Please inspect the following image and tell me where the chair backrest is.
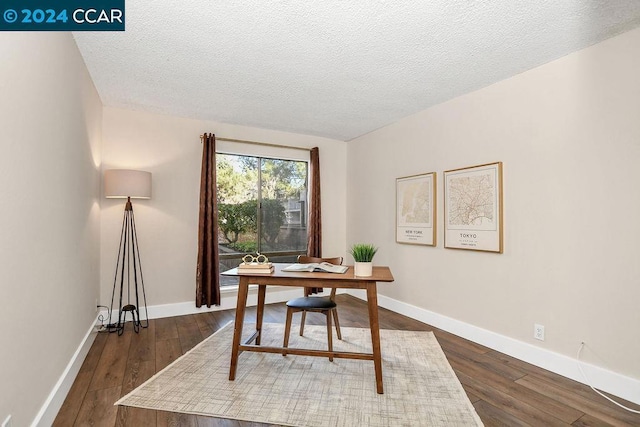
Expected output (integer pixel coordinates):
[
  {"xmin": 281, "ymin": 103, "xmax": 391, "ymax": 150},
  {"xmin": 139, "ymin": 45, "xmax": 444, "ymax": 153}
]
[{"xmin": 298, "ymin": 255, "xmax": 343, "ymax": 298}]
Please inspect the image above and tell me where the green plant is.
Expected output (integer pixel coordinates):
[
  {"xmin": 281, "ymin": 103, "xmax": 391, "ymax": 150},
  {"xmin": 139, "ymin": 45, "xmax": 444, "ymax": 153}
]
[
  {"xmin": 228, "ymin": 241, "xmax": 258, "ymax": 253},
  {"xmin": 218, "ymin": 198, "xmax": 287, "ymax": 246},
  {"xmin": 349, "ymin": 243, "xmax": 378, "ymax": 262},
  {"xmin": 218, "ymin": 200, "xmax": 257, "ymax": 243}
]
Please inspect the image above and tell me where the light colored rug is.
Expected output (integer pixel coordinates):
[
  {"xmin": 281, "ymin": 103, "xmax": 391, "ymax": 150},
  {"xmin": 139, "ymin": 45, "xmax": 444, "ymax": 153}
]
[{"xmin": 117, "ymin": 322, "xmax": 483, "ymax": 426}]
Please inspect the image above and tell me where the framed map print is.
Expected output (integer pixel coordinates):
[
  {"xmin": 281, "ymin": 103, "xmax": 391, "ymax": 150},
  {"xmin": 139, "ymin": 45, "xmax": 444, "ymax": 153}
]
[
  {"xmin": 444, "ymin": 162, "xmax": 503, "ymax": 253},
  {"xmin": 396, "ymin": 172, "xmax": 436, "ymax": 246}
]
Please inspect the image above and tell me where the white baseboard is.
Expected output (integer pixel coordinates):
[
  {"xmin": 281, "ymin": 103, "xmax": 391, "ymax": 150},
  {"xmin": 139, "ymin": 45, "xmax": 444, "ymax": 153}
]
[
  {"xmin": 344, "ymin": 289, "xmax": 640, "ymax": 405},
  {"xmin": 32, "ymin": 315, "xmax": 99, "ymax": 427}
]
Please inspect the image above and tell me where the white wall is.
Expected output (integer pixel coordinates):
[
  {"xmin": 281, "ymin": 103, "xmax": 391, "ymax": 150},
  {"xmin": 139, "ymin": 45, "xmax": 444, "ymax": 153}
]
[
  {"xmin": 100, "ymin": 107, "xmax": 346, "ymax": 309},
  {"xmin": 0, "ymin": 34, "xmax": 102, "ymax": 426},
  {"xmin": 347, "ymin": 27, "xmax": 640, "ymax": 382}
]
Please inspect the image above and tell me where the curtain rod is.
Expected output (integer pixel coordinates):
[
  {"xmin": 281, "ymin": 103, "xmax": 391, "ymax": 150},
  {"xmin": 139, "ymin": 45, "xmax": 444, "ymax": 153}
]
[{"xmin": 200, "ymin": 135, "xmax": 311, "ymax": 152}]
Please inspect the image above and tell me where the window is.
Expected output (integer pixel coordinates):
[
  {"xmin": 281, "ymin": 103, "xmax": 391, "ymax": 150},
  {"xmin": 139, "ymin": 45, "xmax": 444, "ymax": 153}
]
[{"xmin": 217, "ymin": 153, "xmax": 308, "ymax": 286}]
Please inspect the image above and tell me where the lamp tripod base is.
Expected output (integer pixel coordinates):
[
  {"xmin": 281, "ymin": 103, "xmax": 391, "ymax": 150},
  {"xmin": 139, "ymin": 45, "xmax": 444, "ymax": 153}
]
[
  {"xmin": 108, "ymin": 304, "xmax": 149, "ymax": 336},
  {"xmin": 108, "ymin": 197, "xmax": 149, "ymax": 336}
]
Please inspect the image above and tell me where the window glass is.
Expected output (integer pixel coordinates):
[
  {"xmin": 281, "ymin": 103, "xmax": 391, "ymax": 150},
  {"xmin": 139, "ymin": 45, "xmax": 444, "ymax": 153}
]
[{"xmin": 217, "ymin": 153, "xmax": 308, "ymax": 286}]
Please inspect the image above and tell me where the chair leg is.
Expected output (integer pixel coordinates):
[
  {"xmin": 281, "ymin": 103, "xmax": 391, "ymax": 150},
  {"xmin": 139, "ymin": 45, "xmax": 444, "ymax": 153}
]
[
  {"xmin": 283, "ymin": 307, "xmax": 293, "ymax": 356},
  {"xmin": 332, "ymin": 309, "xmax": 342, "ymax": 340},
  {"xmin": 326, "ymin": 310, "xmax": 333, "ymax": 362},
  {"xmin": 299, "ymin": 310, "xmax": 307, "ymax": 336}
]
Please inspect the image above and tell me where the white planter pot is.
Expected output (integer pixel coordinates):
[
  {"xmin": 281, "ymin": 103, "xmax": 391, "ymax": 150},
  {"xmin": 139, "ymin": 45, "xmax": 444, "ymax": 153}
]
[{"xmin": 354, "ymin": 262, "xmax": 373, "ymax": 277}]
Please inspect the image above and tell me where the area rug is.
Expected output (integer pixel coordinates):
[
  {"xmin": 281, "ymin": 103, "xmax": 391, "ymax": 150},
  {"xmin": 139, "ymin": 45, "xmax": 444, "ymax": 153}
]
[{"xmin": 116, "ymin": 322, "xmax": 483, "ymax": 426}]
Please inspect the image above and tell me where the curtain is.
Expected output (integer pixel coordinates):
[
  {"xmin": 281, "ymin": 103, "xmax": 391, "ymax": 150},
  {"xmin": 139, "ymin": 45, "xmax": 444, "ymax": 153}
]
[
  {"xmin": 306, "ymin": 147, "xmax": 323, "ymax": 295},
  {"xmin": 196, "ymin": 133, "xmax": 221, "ymax": 307}
]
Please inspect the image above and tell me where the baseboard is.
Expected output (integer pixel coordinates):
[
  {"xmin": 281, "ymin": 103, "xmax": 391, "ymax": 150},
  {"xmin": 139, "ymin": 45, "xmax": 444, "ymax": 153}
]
[
  {"xmin": 345, "ymin": 290, "xmax": 640, "ymax": 405},
  {"xmin": 32, "ymin": 314, "xmax": 99, "ymax": 427}
]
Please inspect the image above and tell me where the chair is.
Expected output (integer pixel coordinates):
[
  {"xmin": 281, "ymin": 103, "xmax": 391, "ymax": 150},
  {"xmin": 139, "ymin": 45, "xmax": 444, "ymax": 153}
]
[{"xmin": 283, "ymin": 255, "xmax": 343, "ymax": 361}]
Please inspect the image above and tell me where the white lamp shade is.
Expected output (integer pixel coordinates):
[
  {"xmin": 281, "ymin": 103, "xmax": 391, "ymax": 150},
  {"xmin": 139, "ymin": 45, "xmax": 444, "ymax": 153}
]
[{"xmin": 104, "ymin": 169, "xmax": 152, "ymax": 199}]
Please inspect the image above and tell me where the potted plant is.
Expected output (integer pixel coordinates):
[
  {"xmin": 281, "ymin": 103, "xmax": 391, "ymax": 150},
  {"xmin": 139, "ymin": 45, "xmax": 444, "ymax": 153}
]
[{"xmin": 349, "ymin": 243, "xmax": 378, "ymax": 277}]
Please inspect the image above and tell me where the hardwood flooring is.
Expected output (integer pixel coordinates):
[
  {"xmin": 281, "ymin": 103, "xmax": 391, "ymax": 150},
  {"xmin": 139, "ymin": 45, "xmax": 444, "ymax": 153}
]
[{"xmin": 54, "ymin": 295, "xmax": 640, "ymax": 426}]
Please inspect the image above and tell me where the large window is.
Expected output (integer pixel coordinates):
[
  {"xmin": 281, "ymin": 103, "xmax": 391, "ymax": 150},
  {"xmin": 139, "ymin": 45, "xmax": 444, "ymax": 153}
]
[{"xmin": 217, "ymin": 153, "xmax": 308, "ymax": 286}]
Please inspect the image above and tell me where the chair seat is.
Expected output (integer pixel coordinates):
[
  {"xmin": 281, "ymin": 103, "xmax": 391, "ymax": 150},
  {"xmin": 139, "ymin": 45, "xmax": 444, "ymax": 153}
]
[{"xmin": 286, "ymin": 296, "xmax": 336, "ymax": 309}]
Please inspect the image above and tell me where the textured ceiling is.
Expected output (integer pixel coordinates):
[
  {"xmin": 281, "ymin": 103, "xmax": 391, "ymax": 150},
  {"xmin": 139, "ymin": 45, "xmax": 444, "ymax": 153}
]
[{"xmin": 73, "ymin": 1, "xmax": 640, "ymax": 141}]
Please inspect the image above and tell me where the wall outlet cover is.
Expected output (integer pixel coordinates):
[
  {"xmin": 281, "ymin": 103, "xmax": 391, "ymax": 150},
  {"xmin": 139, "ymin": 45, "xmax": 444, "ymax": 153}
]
[{"xmin": 534, "ymin": 323, "xmax": 545, "ymax": 341}]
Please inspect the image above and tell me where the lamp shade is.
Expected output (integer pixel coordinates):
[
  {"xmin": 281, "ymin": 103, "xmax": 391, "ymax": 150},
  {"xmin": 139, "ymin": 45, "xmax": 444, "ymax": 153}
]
[{"xmin": 104, "ymin": 169, "xmax": 152, "ymax": 199}]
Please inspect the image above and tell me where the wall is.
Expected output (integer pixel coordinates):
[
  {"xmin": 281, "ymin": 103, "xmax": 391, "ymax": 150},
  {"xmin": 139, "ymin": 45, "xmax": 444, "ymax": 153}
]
[
  {"xmin": 100, "ymin": 107, "xmax": 346, "ymax": 310},
  {"xmin": 0, "ymin": 34, "xmax": 102, "ymax": 425},
  {"xmin": 347, "ymin": 27, "xmax": 640, "ymax": 385}
]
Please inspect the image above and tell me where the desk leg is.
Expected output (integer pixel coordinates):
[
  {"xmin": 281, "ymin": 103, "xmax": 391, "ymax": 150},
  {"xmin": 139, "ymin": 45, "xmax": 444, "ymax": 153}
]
[
  {"xmin": 229, "ymin": 278, "xmax": 249, "ymax": 381},
  {"xmin": 256, "ymin": 284, "xmax": 266, "ymax": 345},
  {"xmin": 367, "ymin": 282, "xmax": 384, "ymax": 394}
]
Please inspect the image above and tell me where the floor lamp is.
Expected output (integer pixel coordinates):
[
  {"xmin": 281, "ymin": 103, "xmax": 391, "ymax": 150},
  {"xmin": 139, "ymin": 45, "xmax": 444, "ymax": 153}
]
[{"xmin": 104, "ymin": 169, "xmax": 152, "ymax": 335}]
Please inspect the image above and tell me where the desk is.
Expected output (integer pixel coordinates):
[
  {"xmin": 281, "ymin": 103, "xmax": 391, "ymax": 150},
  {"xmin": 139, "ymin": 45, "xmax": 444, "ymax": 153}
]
[{"xmin": 222, "ymin": 263, "xmax": 394, "ymax": 394}]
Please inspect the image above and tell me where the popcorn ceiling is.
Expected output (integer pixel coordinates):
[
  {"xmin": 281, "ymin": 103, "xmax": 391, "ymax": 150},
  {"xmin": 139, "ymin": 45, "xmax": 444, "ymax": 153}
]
[{"xmin": 74, "ymin": 1, "xmax": 640, "ymax": 141}]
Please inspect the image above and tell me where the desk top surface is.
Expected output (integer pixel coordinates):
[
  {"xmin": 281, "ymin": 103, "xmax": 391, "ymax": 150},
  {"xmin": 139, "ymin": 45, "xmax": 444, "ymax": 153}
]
[{"xmin": 222, "ymin": 263, "xmax": 394, "ymax": 283}]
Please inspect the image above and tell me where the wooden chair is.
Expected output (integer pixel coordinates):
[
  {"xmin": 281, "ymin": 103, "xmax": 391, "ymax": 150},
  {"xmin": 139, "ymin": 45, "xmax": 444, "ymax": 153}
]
[{"xmin": 283, "ymin": 255, "xmax": 343, "ymax": 361}]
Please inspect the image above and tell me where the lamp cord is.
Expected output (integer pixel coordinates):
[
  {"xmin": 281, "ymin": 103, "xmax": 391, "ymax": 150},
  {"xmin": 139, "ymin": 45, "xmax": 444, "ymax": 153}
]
[
  {"xmin": 576, "ymin": 342, "xmax": 640, "ymax": 414},
  {"xmin": 96, "ymin": 305, "xmax": 113, "ymax": 331}
]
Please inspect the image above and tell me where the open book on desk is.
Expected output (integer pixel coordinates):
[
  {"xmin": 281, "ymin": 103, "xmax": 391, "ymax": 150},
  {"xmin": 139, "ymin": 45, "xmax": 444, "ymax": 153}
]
[{"xmin": 282, "ymin": 262, "xmax": 348, "ymax": 274}]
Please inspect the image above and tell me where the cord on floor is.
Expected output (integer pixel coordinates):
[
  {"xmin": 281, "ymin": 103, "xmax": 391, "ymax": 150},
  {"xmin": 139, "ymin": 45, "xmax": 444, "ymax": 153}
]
[{"xmin": 577, "ymin": 342, "xmax": 640, "ymax": 414}]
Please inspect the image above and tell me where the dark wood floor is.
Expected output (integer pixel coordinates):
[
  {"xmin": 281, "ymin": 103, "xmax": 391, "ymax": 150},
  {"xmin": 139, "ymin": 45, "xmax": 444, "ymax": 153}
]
[{"xmin": 54, "ymin": 295, "xmax": 640, "ymax": 426}]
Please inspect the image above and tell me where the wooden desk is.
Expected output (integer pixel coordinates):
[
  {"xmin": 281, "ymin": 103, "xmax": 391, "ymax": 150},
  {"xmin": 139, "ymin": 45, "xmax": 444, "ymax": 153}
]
[{"xmin": 222, "ymin": 263, "xmax": 394, "ymax": 394}]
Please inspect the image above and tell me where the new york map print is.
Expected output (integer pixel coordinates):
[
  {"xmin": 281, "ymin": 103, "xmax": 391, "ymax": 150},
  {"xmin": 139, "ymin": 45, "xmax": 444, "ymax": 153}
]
[
  {"xmin": 398, "ymin": 178, "xmax": 431, "ymax": 225},
  {"xmin": 396, "ymin": 172, "xmax": 436, "ymax": 246}
]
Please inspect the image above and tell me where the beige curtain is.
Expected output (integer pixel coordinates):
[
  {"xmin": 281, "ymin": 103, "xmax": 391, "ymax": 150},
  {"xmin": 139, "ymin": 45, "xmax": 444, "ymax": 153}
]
[
  {"xmin": 306, "ymin": 147, "xmax": 323, "ymax": 294},
  {"xmin": 196, "ymin": 133, "xmax": 221, "ymax": 307}
]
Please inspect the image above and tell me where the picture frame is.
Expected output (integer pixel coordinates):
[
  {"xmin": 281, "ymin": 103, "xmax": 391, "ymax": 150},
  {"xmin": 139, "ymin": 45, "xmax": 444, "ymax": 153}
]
[
  {"xmin": 444, "ymin": 162, "xmax": 503, "ymax": 253},
  {"xmin": 396, "ymin": 172, "xmax": 436, "ymax": 246}
]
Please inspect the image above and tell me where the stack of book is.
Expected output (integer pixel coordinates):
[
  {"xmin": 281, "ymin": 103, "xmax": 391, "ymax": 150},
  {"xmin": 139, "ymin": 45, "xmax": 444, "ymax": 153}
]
[{"xmin": 237, "ymin": 262, "xmax": 274, "ymax": 274}]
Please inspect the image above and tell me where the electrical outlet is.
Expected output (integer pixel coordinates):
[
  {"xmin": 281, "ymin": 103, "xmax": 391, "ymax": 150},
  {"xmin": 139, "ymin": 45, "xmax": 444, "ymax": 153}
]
[
  {"xmin": 534, "ymin": 324, "xmax": 545, "ymax": 341},
  {"xmin": 2, "ymin": 415, "xmax": 12, "ymax": 427}
]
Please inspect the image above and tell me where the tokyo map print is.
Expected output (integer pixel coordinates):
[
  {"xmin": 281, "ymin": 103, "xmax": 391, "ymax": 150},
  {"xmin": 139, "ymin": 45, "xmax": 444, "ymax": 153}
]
[{"xmin": 447, "ymin": 173, "xmax": 495, "ymax": 229}]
